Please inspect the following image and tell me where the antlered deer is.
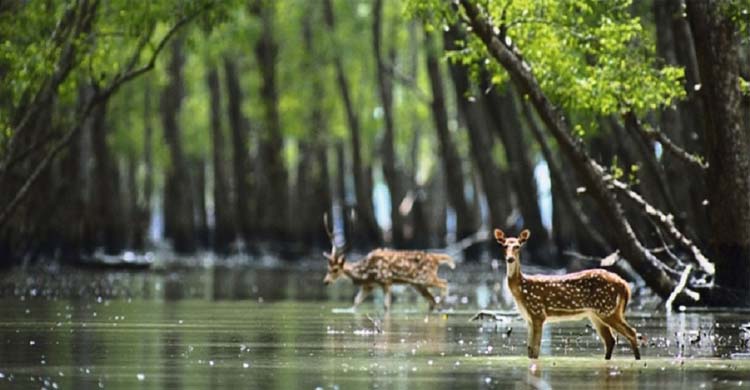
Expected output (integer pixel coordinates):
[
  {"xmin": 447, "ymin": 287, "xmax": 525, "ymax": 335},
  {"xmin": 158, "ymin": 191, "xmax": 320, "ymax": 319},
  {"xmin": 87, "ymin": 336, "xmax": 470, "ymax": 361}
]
[
  {"xmin": 322, "ymin": 216, "xmax": 454, "ymax": 311},
  {"xmin": 495, "ymin": 228, "xmax": 640, "ymax": 360}
]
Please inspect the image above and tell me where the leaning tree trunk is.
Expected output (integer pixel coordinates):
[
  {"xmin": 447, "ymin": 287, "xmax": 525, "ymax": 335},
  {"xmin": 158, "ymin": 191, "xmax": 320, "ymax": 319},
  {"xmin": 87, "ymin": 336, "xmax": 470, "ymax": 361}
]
[
  {"xmin": 207, "ymin": 66, "xmax": 234, "ymax": 254},
  {"xmin": 687, "ymin": 1, "xmax": 750, "ymax": 305},
  {"xmin": 253, "ymin": 0, "xmax": 289, "ymax": 242},
  {"xmin": 323, "ymin": 0, "xmax": 381, "ymax": 247},
  {"xmin": 160, "ymin": 38, "xmax": 195, "ymax": 254},
  {"xmin": 373, "ymin": 0, "xmax": 404, "ymax": 247},
  {"xmin": 424, "ymin": 30, "xmax": 478, "ymax": 246},
  {"xmin": 458, "ymin": 0, "xmax": 693, "ymax": 302},
  {"xmin": 224, "ymin": 57, "xmax": 254, "ymax": 246}
]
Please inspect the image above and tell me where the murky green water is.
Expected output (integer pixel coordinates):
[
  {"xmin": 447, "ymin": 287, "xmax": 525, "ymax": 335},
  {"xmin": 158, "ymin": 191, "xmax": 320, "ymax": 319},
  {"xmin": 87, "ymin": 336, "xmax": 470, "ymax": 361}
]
[{"xmin": 1, "ymin": 263, "xmax": 750, "ymax": 389}]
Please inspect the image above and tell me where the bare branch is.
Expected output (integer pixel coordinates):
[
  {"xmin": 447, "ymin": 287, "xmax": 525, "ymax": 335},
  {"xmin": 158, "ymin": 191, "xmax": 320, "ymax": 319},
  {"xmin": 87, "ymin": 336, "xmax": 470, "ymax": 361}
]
[
  {"xmin": 665, "ymin": 265, "xmax": 698, "ymax": 311},
  {"xmin": 624, "ymin": 111, "xmax": 708, "ymax": 170},
  {"xmin": 97, "ymin": 5, "xmax": 209, "ymax": 102},
  {"xmin": 609, "ymin": 178, "xmax": 715, "ymax": 275}
]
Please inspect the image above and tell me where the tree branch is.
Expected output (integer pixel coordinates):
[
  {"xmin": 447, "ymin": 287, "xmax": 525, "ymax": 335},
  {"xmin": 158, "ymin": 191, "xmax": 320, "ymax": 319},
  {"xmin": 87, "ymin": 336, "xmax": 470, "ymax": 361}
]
[
  {"xmin": 382, "ymin": 63, "xmax": 430, "ymax": 103},
  {"xmin": 608, "ymin": 178, "xmax": 715, "ymax": 275},
  {"xmin": 0, "ymin": 6, "xmax": 210, "ymax": 228},
  {"xmin": 457, "ymin": 0, "xmax": 698, "ymax": 302},
  {"xmin": 623, "ymin": 111, "xmax": 708, "ymax": 170},
  {"xmin": 665, "ymin": 265, "xmax": 697, "ymax": 311}
]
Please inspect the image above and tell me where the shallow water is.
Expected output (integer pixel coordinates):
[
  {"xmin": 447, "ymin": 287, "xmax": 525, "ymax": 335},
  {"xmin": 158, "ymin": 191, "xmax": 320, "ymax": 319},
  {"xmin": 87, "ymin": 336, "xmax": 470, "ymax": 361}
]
[{"xmin": 1, "ymin": 263, "xmax": 750, "ymax": 389}]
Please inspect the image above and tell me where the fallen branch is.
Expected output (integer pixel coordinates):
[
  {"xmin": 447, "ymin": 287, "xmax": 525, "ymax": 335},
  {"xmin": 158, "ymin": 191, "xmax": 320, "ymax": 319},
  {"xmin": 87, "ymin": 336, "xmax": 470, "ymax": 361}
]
[{"xmin": 609, "ymin": 179, "xmax": 715, "ymax": 276}]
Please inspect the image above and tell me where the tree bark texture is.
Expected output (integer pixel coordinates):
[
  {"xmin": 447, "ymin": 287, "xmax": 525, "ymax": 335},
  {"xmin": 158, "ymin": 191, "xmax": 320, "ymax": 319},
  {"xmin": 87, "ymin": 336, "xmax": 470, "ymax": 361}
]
[
  {"xmin": 688, "ymin": 0, "xmax": 750, "ymax": 304},
  {"xmin": 160, "ymin": 38, "xmax": 195, "ymax": 254},
  {"xmin": 207, "ymin": 66, "xmax": 235, "ymax": 253},
  {"xmin": 323, "ymin": 0, "xmax": 381, "ymax": 247},
  {"xmin": 458, "ymin": 0, "xmax": 692, "ymax": 302},
  {"xmin": 424, "ymin": 30, "xmax": 478, "ymax": 244},
  {"xmin": 373, "ymin": 0, "xmax": 404, "ymax": 247},
  {"xmin": 224, "ymin": 57, "xmax": 254, "ymax": 245},
  {"xmin": 253, "ymin": 0, "xmax": 289, "ymax": 241}
]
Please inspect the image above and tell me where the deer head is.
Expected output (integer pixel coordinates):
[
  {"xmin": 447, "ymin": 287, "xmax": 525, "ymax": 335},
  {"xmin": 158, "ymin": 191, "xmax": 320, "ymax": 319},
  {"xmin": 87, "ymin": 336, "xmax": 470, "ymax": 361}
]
[
  {"xmin": 494, "ymin": 228, "xmax": 530, "ymax": 264},
  {"xmin": 323, "ymin": 213, "xmax": 347, "ymax": 285}
]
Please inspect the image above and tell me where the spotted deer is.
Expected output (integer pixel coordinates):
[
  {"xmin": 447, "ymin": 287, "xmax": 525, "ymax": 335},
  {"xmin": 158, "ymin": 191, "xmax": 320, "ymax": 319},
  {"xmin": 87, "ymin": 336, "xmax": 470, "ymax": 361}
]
[
  {"xmin": 322, "ymin": 216, "xmax": 455, "ymax": 311},
  {"xmin": 495, "ymin": 228, "xmax": 640, "ymax": 360}
]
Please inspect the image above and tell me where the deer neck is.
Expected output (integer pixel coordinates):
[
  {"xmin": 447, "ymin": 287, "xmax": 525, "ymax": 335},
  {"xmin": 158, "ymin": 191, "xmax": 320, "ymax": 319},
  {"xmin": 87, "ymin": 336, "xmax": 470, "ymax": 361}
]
[
  {"xmin": 343, "ymin": 260, "xmax": 366, "ymax": 283},
  {"xmin": 506, "ymin": 258, "xmax": 524, "ymax": 289}
]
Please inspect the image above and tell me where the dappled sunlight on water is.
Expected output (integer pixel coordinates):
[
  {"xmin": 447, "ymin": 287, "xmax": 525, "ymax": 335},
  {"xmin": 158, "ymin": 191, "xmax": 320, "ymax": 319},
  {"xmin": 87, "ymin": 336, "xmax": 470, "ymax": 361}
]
[{"xmin": 1, "ymin": 264, "xmax": 749, "ymax": 389}]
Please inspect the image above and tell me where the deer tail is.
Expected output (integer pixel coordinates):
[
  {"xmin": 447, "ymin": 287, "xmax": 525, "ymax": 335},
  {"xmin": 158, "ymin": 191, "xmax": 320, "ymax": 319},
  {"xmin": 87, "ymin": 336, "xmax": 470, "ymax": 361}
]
[
  {"xmin": 618, "ymin": 283, "xmax": 631, "ymax": 314},
  {"xmin": 436, "ymin": 254, "xmax": 455, "ymax": 269}
]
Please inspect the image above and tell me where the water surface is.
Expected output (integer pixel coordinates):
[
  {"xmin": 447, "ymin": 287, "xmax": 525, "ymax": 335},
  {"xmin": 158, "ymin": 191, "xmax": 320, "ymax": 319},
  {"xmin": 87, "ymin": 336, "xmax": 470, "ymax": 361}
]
[{"xmin": 1, "ymin": 264, "xmax": 749, "ymax": 389}]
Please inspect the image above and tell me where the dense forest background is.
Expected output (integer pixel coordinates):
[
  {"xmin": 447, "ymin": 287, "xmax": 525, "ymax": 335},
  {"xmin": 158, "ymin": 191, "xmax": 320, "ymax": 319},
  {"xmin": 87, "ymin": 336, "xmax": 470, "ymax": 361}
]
[{"xmin": 1, "ymin": 0, "xmax": 749, "ymax": 306}]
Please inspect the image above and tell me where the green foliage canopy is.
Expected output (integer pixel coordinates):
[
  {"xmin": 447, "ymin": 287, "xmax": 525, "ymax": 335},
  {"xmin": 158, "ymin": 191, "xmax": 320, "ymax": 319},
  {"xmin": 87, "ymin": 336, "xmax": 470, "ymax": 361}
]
[{"xmin": 407, "ymin": 0, "xmax": 686, "ymax": 121}]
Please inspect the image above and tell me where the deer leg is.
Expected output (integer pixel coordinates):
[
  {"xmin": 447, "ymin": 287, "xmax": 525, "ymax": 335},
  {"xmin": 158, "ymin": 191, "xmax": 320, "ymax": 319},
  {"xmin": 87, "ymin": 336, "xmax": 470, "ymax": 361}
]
[
  {"xmin": 382, "ymin": 284, "xmax": 392, "ymax": 312},
  {"xmin": 352, "ymin": 285, "xmax": 372, "ymax": 309},
  {"xmin": 527, "ymin": 320, "xmax": 543, "ymax": 359},
  {"xmin": 414, "ymin": 285, "xmax": 437, "ymax": 310},
  {"xmin": 606, "ymin": 316, "xmax": 641, "ymax": 360},
  {"xmin": 590, "ymin": 316, "xmax": 616, "ymax": 360}
]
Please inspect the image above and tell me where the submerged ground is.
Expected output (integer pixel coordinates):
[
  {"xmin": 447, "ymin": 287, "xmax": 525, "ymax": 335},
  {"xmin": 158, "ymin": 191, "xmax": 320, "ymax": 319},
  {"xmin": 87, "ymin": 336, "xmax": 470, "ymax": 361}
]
[{"xmin": 1, "ymin": 260, "xmax": 749, "ymax": 389}]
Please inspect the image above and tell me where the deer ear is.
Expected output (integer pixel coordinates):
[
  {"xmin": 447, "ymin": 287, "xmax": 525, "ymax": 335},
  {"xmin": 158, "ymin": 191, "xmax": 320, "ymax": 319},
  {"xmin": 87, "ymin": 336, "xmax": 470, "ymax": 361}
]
[
  {"xmin": 519, "ymin": 229, "xmax": 531, "ymax": 243},
  {"xmin": 494, "ymin": 229, "xmax": 506, "ymax": 244}
]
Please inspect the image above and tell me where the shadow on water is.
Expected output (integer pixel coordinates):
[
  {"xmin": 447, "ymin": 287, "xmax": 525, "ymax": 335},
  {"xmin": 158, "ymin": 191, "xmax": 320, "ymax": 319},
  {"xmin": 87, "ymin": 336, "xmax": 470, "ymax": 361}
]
[{"xmin": 1, "ymin": 262, "xmax": 749, "ymax": 389}]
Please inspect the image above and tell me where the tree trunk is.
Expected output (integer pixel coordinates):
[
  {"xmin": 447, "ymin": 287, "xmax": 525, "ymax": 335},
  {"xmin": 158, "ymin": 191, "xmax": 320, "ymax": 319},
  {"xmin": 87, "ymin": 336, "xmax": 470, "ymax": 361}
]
[
  {"xmin": 653, "ymin": 0, "xmax": 702, "ymax": 237},
  {"xmin": 124, "ymin": 155, "xmax": 143, "ymax": 250},
  {"xmin": 57, "ymin": 86, "xmax": 90, "ymax": 260},
  {"xmin": 192, "ymin": 158, "xmax": 209, "ymax": 248},
  {"xmin": 140, "ymin": 81, "xmax": 154, "ymax": 250},
  {"xmin": 253, "ymin": 0, "xmax": 289, "ymax": 242},
  {"xmin": 444, "ymin": 28, "xmax": 511, "ymax": 234},
  {"xmin": 458, "ymin": 0, "xmax": 692, "ymax": 302},
  {"xmin": 484, "ymin": 86, "xmax": 549, "ymax": 254},
  {"xmin": 89, "ymin": 100, "xmax": 125, "ymax": 254},
  {"xmin": 424, "ymin": 29, "xmax": 477, "ymax": 245},
  {"xmin": 518, "ymin": 95, "xmax": 610, "ymax": 255},
  {"xmin": 688, "ymin": 1, "xmax": 750, "ymax": 305},
  {"xmin": 160, "ymin": 38, "xmax": 195, "ymax": 254},
  {"xmin": 335, "ymin": 141, "xmax": 351, "ymax": 246},
  {"xmin": 301, "ymin": 8, "xmax": 332, "ymax": 249},
  {"xmin": 373, "ymin": 0, "xmax": 404, "ymax": 247},
  {"xmin": 322, "ymin": 0, "xmax": 381, "ymax": 247},
  {"xmin": 207, "ymin": 66, "xmax": 234, "ymax": 253},
  {"xmin": 224, "ymin": 57, "xmax": 254, "ymax": 246}
]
